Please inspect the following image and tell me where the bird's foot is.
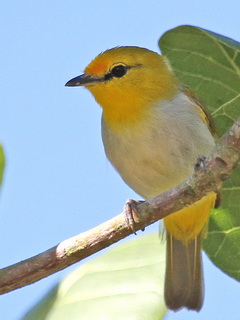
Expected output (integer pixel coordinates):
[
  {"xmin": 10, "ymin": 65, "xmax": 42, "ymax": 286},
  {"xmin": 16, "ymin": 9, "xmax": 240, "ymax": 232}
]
[
  {"xmin": 123, "ymin": 199, "xmax": 144, "ymax": 233},
  {"xmin": 194, "ymin": 155, "xmax": 207, "ymax": 171}
]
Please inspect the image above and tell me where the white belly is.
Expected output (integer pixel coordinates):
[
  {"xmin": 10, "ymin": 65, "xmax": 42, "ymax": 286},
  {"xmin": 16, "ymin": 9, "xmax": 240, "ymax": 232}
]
[{"xmin": 101, "ymin": 92, "xmax": 215, "ymax": 199}]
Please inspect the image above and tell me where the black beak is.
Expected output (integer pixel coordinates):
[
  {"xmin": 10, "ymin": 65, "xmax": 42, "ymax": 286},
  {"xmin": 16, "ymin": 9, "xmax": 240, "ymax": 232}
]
[{"xmin": 65, "ymin": 73, "xmax": 103, "ymax": 87}]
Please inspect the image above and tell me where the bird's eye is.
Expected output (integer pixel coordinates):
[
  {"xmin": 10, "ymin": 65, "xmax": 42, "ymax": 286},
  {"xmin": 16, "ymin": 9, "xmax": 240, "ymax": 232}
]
[{"xmin": 111, "ymin": 65, "xmax": 127, "ymax": 78}]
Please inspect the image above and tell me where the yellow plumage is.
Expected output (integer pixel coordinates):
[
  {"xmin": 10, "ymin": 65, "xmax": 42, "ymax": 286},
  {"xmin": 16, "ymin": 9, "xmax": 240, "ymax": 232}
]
[
  {"xmin": 85, "ymin": 47, "xmax": 178, "ymax": 130},
  {"xmin": 66, "ymin": 46, "xmax": 217, "ymax": 311},
  {"xmin": 164, "ymin": 193, "xmax": 216, "ymax": 243}
]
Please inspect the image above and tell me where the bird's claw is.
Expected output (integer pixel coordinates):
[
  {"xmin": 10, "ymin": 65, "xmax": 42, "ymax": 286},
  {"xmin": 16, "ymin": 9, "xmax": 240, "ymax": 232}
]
[
  {"xmin": 194, "ymin": 155, "xmax": 207, "ymax": 171},
  {"xmin": 123, "ymin": 199, "xmax": 144, "ymax": 233}
]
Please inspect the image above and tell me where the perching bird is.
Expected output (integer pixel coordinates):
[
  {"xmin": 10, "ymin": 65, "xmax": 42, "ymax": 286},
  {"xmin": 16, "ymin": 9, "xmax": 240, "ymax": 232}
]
[{"xmin": 66, "ymin": 46, "xmax": 217, "ymax": 311}]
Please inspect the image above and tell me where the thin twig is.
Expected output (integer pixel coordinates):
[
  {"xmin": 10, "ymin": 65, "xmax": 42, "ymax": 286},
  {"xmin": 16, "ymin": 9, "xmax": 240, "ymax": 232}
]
[{"xmin": 0, "ymin": 118, "xmax": 240, "ymax": 295}]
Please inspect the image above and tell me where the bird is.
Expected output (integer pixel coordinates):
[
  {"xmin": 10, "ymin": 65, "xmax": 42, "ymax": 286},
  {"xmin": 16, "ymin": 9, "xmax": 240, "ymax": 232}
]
[{"xmin": 65, "ymin": 46, "xmax": 217, "ymax": 311}]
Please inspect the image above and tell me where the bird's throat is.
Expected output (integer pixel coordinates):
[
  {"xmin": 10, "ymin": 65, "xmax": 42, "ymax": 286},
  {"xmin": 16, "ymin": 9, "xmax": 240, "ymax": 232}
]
[
  {"xmin": 89, "ymin": 85, "xmax": 150, "ymax": 131},
  {"xmin": 88, "ymin": 80, "xmax": 178, "ymax": 132}
]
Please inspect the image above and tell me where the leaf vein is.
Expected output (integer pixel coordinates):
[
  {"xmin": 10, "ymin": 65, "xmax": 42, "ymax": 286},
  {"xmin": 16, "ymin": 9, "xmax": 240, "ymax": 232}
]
[
  {"xmin": 212, "ymin": 39, "xmax": 240, "ymax": 76},
  {"xmin": 212, "ymin": 236, "xmax": 226, "ymax": 258},
  {"xmin": 174, "ymin": 69, "xmax": 239, "ymax": 94},
  {"xmin": 211, "ymin": 93, "xmax": 240, "ymax": 116},
  {"xmin": 163, "ymin": 46, "xmax": 239, "ymax": 75},
  {"xmin": 222, "ymin": 186, "xmax": 240, "ymax": 191}
]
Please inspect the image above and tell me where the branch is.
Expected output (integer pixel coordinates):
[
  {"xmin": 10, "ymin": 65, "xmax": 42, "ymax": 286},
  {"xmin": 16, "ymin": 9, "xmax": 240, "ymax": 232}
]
[{"xmin": 1, "ymin": 118, "xmax": 240, "ymax": 295}]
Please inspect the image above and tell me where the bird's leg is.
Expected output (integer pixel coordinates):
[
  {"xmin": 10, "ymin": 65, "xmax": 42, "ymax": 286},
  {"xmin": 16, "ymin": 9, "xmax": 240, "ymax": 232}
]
[{"xmin": 123, "ymin": 199, "xmax": 145, "ymax": 233}]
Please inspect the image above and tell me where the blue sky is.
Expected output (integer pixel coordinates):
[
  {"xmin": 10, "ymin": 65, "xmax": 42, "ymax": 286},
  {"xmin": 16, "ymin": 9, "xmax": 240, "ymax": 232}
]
[{"xmin": 1, "ymin": 1, "xmax": 240, "ymax": 319}]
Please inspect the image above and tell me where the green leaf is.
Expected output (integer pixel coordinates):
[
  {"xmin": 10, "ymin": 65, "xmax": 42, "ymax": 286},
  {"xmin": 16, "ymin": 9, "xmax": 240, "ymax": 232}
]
[
  {"xmin": 203, "ymin": 164, "xmax": 240, "ymax": 280},
  {"xmin": 0, "ymin": 145, "xmax": 5, "ymax": 187},
  {"xmin": 21, "ymin": 285, "xmax": 59, "ymax": 320},
  {"xmin": 159, "ymin": 25, "xmax": 240, "ymax": 136},
  {"xmin": 159, "ymin": 25, "xmax": 240, "ymax": 280},
  {"xmin": 21, "ymin": 234, "xmax": 167, "ymax": 320}
]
